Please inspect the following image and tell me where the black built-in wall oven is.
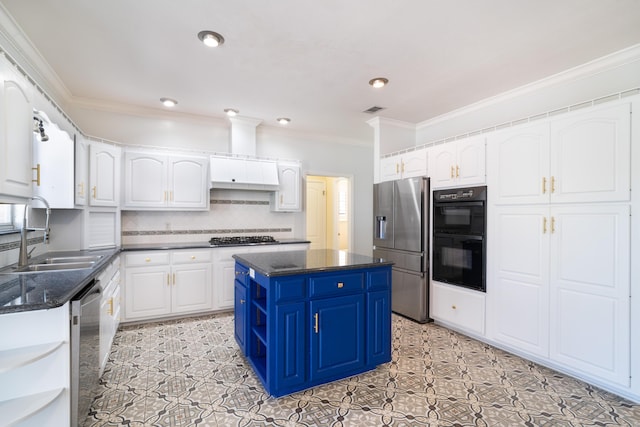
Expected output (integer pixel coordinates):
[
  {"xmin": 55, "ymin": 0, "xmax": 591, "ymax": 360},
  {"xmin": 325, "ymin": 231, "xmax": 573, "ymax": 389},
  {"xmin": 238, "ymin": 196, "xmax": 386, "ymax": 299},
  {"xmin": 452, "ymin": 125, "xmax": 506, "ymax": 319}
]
[{"xmin": 432, "ymin": 186, "xmax": 487, "ymax": 292}]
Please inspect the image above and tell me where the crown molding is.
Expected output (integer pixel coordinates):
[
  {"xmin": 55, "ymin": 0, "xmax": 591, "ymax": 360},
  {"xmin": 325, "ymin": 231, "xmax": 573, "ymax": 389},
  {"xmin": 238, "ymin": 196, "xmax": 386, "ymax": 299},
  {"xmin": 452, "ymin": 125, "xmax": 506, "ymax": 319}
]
[
  {"xmin": 366, "ymin": 116, "xmax": 416, "ymax": 130},
  {"xmin": 0, "ymin": 4, "xmax": 73, "ymax": 105},
  {"xmin": 416, "ymin": 43, "xmax": 640, "ymax": 130}
]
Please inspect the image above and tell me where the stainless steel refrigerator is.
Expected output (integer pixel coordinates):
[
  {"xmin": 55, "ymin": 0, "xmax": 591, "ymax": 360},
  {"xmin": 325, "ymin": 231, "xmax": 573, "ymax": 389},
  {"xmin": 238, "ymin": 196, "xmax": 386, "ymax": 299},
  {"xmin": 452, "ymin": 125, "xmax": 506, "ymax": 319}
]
[{"xmin": 373, "ymin": 177, "xmax": 430, "ymax": 323}]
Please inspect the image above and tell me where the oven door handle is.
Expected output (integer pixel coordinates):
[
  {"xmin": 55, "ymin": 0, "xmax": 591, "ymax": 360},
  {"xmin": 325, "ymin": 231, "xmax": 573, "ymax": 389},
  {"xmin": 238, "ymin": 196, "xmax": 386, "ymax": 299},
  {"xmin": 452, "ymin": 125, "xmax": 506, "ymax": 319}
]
[{"xmin": 433, "ymin": 233, "xmax": 484, "ymax": 240}]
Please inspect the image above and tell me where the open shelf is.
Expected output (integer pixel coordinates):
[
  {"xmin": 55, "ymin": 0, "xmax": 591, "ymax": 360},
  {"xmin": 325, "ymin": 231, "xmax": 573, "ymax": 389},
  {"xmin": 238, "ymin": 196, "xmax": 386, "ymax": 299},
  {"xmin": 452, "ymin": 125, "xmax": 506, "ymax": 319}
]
[
  {"xmin": 253, "ymin": 298, "xmax": 267, "ymax": 314},
  {"xmin": 252, "ymin": 325, "xmax": 267, "ymax": 345}
]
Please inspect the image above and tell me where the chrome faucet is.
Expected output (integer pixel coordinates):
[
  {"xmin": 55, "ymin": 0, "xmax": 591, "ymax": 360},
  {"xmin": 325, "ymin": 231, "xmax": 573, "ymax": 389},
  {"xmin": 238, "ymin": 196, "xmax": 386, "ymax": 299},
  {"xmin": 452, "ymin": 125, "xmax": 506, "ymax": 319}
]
[{"xmin": 18, "ymin": 195, "xmax": 51, "ymax": 267}]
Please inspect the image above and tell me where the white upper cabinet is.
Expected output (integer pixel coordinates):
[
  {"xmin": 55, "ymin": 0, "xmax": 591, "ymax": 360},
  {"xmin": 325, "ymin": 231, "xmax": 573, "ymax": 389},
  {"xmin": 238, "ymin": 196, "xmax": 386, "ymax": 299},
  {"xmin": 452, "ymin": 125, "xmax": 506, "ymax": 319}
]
[
  {"xmin": 488, "ymin": 103, "xmax": 631, "ymax": 205},
  {"xmin": 271, "ymin": 161, "xmax": 301, "ymax": 212},
  {"xmin": 487, "ymin": 123, "xmax": 550, "ymax": 205},
  {"xmin": 32, "ymin": 118, "xmax": 75, "ymax": 208},
  {"xmin": 123, "ymin": 150, "xmax": 209, "ymax": 210},
  {"xmin": 75, "ymin": 134, "xmax": 89, "ymax": 206},
  {"xmin": 123, "ymin": 151, "xmax": 167, "ymax": 208},
  {"xmin": 210, "ymin": 155, "xmax": 279, "ymax": 189},
  {"xmin": 379, "ymin": 148, "xmax": 428, "ymax": 182},
  {"xmin": 549, "ymin": 103, "xmax": 630, "ymax": 204},
  {"xmin": 0, "ymin": 55, "xmax": 34, "ymax": 201},
  {"xmin": 168, "ymin": 156, "xmax": 209, "ymax": 209},
  {"xmin": 430, "ymin": 135, "xmax": 485, "ymax": 188},
  {"xmin": 89, "ymin": 141, "xmax": 120, "ymax": 207}
]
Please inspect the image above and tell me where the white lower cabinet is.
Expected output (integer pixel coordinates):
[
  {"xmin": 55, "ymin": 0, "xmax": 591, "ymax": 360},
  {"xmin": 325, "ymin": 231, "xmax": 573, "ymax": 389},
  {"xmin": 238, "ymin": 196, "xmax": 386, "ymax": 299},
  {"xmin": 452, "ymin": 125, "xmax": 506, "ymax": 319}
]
[
  {"xmin": 0, "ymin": 303, "xmax": 70, "ymax": 426},
  {"xmin": 124, "ymin": 250, "xmax": 212, "ymax": 322},
  {"xmin": 99, "ymin": 256, "xmax": 121, "ymax": 376},
  {"xmin": 487, "ymin": 204, "xmax": 631, "ymax": 387},
  {"xmin": 430, "ymin": 281, "xmax": 485, "ymax": 335}
]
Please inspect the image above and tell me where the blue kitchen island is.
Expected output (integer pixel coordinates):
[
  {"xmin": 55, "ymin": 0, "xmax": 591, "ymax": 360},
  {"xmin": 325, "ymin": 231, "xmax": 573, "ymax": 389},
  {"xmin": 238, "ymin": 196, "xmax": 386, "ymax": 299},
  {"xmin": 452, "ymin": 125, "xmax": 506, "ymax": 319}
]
[{"xmin": 232, "ymin": 249, "xmax": 393, "ymax": 397}]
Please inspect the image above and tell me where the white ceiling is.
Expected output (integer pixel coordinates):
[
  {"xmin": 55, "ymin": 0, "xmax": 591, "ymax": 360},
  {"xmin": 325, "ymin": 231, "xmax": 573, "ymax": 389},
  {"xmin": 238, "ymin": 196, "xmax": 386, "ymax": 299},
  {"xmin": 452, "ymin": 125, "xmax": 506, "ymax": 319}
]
[{"xmin": 2, "ymin": 0, "xmax": 640, "ymax": 143}]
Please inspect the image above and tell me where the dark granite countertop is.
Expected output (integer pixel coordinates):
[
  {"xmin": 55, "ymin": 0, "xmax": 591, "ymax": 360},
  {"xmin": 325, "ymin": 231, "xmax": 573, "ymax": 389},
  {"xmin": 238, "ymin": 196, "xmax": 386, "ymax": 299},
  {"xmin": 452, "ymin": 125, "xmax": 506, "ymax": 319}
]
[
  {"xmin": 122, "ymin": 238, "xmax": 310, "ymax": 251},
  {"xmin": 0, "ymin": 248, "xmax": 120, "ymax": 314},
  {"xmin": 232, "ymin": 249, "xmax": 393, "ymax": 277}
]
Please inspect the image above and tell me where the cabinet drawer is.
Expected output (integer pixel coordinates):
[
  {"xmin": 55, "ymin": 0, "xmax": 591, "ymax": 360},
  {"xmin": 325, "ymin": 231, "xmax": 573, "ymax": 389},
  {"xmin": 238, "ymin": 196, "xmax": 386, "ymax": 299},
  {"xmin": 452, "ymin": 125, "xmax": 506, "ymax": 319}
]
[
  {"xmin": 125, "ymin": 251, "xmax": 170, "ymax": 267},
  {"xmin": 367, "ymin": 269, "xmax": 391, "ymax": 291},
  {"xmin": 309, "ymin": 272, "xmax": 363, "ymax": 298},
  {"xmin": 431, "ymin": 282, "xmax": 485, "ymax": 335},
  {"xmin": 274, "ymin": 277, "xmax": 306, "ymax": 303},
  {"xmin": 172, "ymin": 249, "xmax": 212, "ymax": 264}
]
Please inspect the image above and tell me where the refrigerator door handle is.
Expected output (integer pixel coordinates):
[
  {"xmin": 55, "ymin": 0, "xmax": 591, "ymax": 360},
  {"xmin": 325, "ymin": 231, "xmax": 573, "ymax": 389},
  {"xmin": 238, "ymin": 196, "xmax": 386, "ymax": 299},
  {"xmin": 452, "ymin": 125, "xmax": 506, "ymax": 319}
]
[{"xmin": 375, "ymin": 216, "xmax": 387, "ymax": 239}]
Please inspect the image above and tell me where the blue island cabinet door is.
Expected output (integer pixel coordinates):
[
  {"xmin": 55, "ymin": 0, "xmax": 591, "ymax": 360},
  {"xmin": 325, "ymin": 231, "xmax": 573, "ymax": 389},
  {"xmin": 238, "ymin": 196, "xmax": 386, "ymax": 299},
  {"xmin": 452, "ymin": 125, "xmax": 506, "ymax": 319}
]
[
  {"xmin": 309, "ymin": 294, "xmax": 365, "ymax": 383},
  {"xmin": 274, "ymin": 302, "xmax": 306, "ymax": 393},
  {"xmin": 367, "ymin": 290, "xmax": 391, "ymax": 365},
  {"xmin": 234, "ymin": 279, "xmax": 248, "ymax": 355}
]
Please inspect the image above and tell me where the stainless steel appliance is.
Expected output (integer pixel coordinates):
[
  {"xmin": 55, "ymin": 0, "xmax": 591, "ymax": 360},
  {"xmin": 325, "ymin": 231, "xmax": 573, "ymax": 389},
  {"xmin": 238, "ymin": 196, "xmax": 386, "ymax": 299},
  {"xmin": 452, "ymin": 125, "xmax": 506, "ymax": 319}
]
[
  {"xmin": 373, "ymin": 177, "xmax": 430, "ymax": 323},
  {"xmin": 432, "ymin": 185, "xmax": 487, "ymax": 292},
  {"xmin": 70, "ymin": 280, "xmax": 102, "ymax": 427}
]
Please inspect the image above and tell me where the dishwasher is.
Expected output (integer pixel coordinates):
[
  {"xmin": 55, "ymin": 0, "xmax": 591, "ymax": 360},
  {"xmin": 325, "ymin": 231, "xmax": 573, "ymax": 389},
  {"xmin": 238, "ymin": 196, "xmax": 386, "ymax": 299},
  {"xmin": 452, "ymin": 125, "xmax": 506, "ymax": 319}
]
[{"xmin": 70, "ymin": 279, "xmax": 101, "ymax": 427}]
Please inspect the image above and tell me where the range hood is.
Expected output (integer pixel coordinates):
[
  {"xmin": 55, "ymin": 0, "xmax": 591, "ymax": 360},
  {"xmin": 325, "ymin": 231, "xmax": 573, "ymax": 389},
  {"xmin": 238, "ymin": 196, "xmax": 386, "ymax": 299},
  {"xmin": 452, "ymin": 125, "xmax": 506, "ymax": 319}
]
[{"xmin": 210, "ymin": 117, "xmax": 280, "ymax": 190}]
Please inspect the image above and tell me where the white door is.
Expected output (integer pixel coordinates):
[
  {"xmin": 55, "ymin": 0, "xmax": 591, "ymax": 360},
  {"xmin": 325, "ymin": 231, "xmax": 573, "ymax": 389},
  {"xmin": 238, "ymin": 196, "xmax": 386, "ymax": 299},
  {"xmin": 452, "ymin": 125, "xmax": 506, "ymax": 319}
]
[
  {"xmin": 487, "ymin": 123, "xmax": 550, "ymax": 205},
  {"xmin": 400, "ymin": 148, "xmax": 428, "ymax": 178},
  {"xmin": 0, "ymin": 58, "xmax": 33, "ymax": 199},
  {"xmin": 549, "ymin": 204, "xmax": 630, "ymax": 386},
  {"xmin": 89, "ymin": 142, "xmax": 120, "ymax": 207},
  {"xmin": 124, "ymin": 152, "xmax": 167, "ymax": 208},
  {"xmin": 379, "ymin": 155, "xmax": 400, "ymax": 182},
  {"xmin": 550, "ymin": 103, "xmax": 631, "ymax": 204},
  {"xmin": 169, "ymin": 156, "xmax": 208, "ymax": 209},
  {"xmin": 172, "ymin": 264, "xmax": 213, "ymax": 314},
  {"xmin": 275, "ymin": 164, "xmax": 301, "ymax": 211},
  {"xmin": 306, "ymin": 178, "xmax": 327, "ymax": 250},
  {"xmin": 429, "ymin": 144, "xmax": 456, "ymax": 188},
  {"xmin": 456, "ymin": 136, "xmax": 486, "ymax": 186},
  {"xmin": 488, "ymin": 205, "xmax": 550, "ymax": 357},
  {"xmin": 75, "ymin": 135, "xmax": 89, "ymax": 206},
  {"xmin": 124, "ymin": 266, "xmax": 172, "ymax": 320}
]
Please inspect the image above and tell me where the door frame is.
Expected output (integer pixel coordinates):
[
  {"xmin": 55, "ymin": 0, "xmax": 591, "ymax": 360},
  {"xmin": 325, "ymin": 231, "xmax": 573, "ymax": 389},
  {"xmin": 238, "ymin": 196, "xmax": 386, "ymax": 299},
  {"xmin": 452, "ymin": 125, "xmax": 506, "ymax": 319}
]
[{"xmin": 305, "ymin": 173, "xmax": 354, "ymax": 253}]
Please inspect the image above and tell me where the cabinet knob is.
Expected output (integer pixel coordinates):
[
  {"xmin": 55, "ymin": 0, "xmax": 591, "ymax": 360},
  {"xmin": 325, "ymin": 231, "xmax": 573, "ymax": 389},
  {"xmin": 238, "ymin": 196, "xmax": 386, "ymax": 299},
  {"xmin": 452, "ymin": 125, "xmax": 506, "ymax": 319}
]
[
  {"xmin": 240, "ymin": 299, "xmax": 245, "ymax": 304},
  {"xmin": 145, "ymin": 257, "xmax": 151, "ymax": 262},
  {"xmin": 337, "ymin": 282, "xmax": 344, "ymax": 288},
  {"xmin": 451, "ymin": 305, "xmax": 457, "ymax": 310},
  {"xmin": 191, "ymin": 255, "xmax": 196, "ymax": 260}
]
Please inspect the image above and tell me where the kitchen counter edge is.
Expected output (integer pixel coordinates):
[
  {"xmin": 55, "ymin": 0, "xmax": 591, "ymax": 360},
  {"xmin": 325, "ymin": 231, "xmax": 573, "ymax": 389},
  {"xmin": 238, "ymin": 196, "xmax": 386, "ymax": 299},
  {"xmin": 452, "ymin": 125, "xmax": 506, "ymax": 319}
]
[
  {"xmin": 121, "ymin": 238, "xmax": 311, "ymax": 251},
  {"xmin": 0, "ymin": 248, "xmax": 120, "ymax": 315}
]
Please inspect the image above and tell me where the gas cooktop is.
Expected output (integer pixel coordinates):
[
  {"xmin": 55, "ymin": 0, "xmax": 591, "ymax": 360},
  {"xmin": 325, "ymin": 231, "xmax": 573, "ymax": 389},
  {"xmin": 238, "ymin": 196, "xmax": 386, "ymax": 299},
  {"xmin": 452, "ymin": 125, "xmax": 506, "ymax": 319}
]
[{"xmin": 209, "ymin": 235, "xmax": 278, "ymax": 246}]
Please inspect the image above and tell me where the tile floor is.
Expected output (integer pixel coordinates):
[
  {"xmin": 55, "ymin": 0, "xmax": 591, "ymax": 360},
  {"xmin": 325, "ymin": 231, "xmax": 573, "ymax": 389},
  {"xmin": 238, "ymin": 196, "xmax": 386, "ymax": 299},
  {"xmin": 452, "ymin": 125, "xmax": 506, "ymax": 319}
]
[{"xmin": 83, "ymin": 313, "xmax": 640, "ymax": 426}]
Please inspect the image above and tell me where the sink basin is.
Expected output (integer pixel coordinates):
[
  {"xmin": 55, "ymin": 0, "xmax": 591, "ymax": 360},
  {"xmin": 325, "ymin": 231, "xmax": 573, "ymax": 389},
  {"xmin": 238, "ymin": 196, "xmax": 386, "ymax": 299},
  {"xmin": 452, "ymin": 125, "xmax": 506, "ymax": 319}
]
[
  {"xmin": 14, "ymin": 261, "xmax": 97, "ymax": 272},
  {"xmin": 41, "ymin": 255, "xmax": 103, "ymax": 264}
]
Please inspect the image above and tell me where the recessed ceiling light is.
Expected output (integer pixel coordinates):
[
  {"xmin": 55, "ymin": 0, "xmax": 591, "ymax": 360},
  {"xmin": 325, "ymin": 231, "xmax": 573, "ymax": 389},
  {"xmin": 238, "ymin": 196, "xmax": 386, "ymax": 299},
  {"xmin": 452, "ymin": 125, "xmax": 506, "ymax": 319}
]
[
  {"xmin": 224, "ymin": 108, "xmax": 239, "ymax": 117},
  {"xmin": 160, "ymin": 97, "xmax": 177, "ymax": 107},
  {"xmin": 277, "ymin": 118, "xmax": 291, "ymax": 125},
  {"xmin": 198, "ymin": 30, "xmax": 225, "ymax": 47},
  {"xmin": 369, "ymin": 77, "xmax": 389, "ymax": 89}
]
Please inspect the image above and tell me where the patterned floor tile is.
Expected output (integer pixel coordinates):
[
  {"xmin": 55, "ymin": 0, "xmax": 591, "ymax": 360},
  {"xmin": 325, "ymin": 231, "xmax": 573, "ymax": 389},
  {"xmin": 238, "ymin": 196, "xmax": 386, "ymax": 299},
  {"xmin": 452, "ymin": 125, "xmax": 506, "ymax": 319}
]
[{"xmin": 83, "ymin": 312, "xmax": 640, "ymax": 427}]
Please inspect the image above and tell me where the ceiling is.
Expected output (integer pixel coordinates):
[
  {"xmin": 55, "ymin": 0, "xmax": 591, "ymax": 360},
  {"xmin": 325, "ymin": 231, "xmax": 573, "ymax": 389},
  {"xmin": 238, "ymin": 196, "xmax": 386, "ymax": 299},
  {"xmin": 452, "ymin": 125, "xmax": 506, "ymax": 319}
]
[{"xmin": 2, "ymin": 0, "xmax": 640, "ymax": 143}]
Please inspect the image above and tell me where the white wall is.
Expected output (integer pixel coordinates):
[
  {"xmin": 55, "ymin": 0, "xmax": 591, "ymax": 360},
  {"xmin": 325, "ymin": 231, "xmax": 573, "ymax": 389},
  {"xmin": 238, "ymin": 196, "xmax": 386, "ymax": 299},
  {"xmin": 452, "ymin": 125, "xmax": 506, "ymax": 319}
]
[
  {"xmin": 415, "ymin": 45, "xmax": 640, "ymax": 145},
  {"xmin": 65, "ymin": 104, "xmax": 375, "ymax": 255}
]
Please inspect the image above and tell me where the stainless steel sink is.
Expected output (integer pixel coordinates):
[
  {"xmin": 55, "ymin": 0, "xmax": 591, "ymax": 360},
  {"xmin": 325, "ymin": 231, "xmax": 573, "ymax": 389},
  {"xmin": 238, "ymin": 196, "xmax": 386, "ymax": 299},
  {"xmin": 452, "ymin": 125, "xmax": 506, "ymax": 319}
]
[
  {"xmin": 41, "ymin": 255, "xmax": 103, "ymax": 264},
  {"xmin": 13, "ymin": 261, "xmax": 97, "ymax": 272}
]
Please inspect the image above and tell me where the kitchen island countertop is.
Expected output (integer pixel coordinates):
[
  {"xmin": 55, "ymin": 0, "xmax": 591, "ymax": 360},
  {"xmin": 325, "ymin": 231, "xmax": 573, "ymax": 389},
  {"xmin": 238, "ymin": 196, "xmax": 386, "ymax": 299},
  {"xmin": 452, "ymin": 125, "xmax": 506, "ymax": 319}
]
[{"xmin": 232, "ymin": 249, "xmax": 393, "ymax": 277}]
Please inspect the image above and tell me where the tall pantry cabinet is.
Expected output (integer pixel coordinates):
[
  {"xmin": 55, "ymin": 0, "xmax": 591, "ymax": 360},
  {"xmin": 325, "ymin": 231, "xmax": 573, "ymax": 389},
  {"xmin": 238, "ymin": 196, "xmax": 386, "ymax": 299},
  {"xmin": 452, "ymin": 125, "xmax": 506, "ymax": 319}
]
[{"xmin": 486, "ymin": 102, "xmax": 632, "ymax": 389}]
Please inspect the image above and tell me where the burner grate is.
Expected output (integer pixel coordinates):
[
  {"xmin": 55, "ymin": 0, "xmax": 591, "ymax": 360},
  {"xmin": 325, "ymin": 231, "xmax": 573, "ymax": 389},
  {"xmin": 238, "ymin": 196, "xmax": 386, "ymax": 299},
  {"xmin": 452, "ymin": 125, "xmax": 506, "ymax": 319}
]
[{"xmin": 209, "ymin": 235, "xmax": 277, "ymax": 246}]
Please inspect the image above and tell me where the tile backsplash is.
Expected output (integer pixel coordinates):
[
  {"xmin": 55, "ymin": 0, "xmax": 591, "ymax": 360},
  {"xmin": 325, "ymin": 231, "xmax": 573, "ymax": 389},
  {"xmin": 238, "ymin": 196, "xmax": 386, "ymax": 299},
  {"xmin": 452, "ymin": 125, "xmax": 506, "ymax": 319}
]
[{"xmin": 121, "ymin": 190, "xmax": 298, "ymax": 245}]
